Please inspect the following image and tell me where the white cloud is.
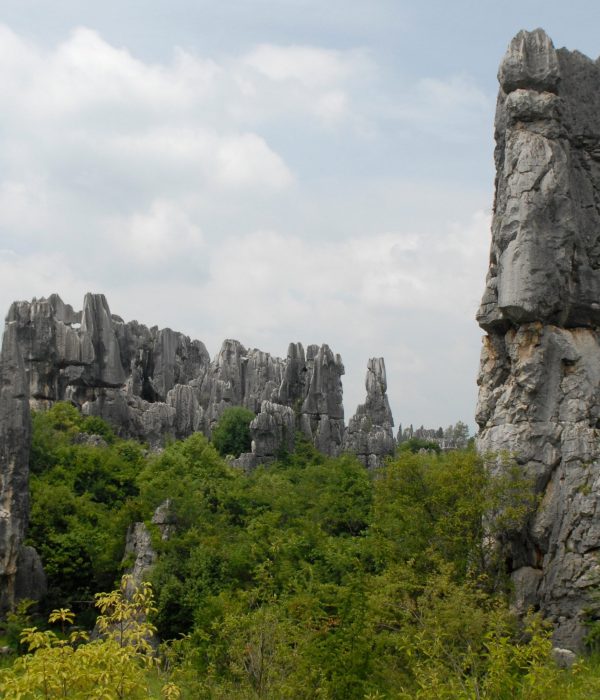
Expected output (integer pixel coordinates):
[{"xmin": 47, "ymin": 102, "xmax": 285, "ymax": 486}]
[
  {"xmin": 243, "ymin": 44, "xmax": 367, "ymax": 87},
  {"xmin": 387, "ymin": 74, "xmax": 493, "ymax": 142},
  {"xmin": 0, "ymin": 23, "xmax": 494, "ymax": 428},
  {"xmin": 0, "ymin": 250, "xmax": 86, "ymax": 310},
  {"xmin": 108, "ymin": 199, "xmax": 204, "ymax": 265},
  {"xmin": 201, "ymin": 210, "xmax": 490, "ymax": 332}
]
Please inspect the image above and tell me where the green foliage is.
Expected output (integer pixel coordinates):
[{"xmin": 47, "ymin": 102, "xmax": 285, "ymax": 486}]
[
  {"xmin": 26, "ymin": 403, "xmax": 146, "ymax": 608},
  {"xmin": 399, "ymin": 437, "xmax": 441, "ymax": 453},
  {"xmin": 0, "ymin": 576, "xmax": 179, "ymax": 699},
  {"xmin": 211, "ymin": 406, "xmax": 255, "ymax": 457},
  {"xmin": 80, "ymin": 415, "xmax": 116, "ymax": 442},
  {"xmin": 4, "ymin": 600, "xmax": 36, "ymax": 652},
  {"xmin": 14, "ymin": 411, "xmax": 600, "ymax": 698}
]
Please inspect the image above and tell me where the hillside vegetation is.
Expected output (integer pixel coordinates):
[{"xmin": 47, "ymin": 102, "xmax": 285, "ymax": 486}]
[{"xmin": 2, "ymin": 403, "xmax": 600, "ymax": 698}]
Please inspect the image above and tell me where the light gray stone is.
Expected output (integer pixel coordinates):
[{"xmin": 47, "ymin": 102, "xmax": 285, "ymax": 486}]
[
  {"xmin": 251, "ymin": 400, "xmax": 296, "ymax": 459},
  {"xmin": 477, "ymin": 29, "xmax": 600, "ymax": 649},
  {"xmin": 0, "ymin": 317, "xmax": 38, "ymax": 610},
  {"xmin": 343, "ymin": 358, "xmax": 395, "ymax": 468},
  {"xmin": 552, "ymin": 647, "xmax": 576, "ymax": 668},
  {"xmin": 123, "ymin": 522, "xmax": 156, "ymax": 590}
]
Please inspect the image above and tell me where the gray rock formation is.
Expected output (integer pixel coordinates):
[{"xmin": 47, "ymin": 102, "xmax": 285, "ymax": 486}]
[
  {"xmin": 344, "ymin": 358, "xmax": 395, "ymax": 468},
  {"xmin": 200, "ymin": 341, "xmax": 283, "ymax": 431},
  {"xmin": 251, "ymin": 401, "xmax": 296, "ymax": 459},
  {"xmin": 476, "ymin": 28, "xmax": 600, "ymax": 649},
  {"xmin": 122, "ymin": 501, "xmax": 174, "ymax": 593},
  {"xmin": 232, "ymin": 342, "xmax": 347, "ymax": 466},
  {"xmin": 123, "ymin": 522, "xmax": 157, "ymax": 591},
  {"xmin": 0, "ymin": 311, "xmax": 45, "ymax": 610},
  {"xmin": 2, "ymin": 294, "xmax": 365, "ymax": 461},
  {"xmin": 299, "ymin": 344, "xmax": 345, "ymax": 457}
]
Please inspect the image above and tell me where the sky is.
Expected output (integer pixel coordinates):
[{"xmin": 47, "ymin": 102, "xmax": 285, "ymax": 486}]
[{"xmin": 1, "ymin": 1, "xmax": 599, "ymax": 433}]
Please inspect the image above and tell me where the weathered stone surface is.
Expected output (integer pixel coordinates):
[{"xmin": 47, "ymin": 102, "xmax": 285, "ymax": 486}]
[
  {"xmin": 250, "ymin": 400, "xmax": 295, "ymax": 459},
  {"xmin": 80, "ymin": 293, "xmax": 127, "ymax": 387},
  {"xmin": 123, "ymin": 522, "xmax": 156, "ymax": 590},
  {"xmin": 478, "ymin": 29, "xmax": 600, "ymax": 332},
  {"xmin": 498, "ymin": 28, "xmax": 560, "ymax": 94},
  {"xmin": 230, "ymin": 452, "xmax": 260, "ymax": 471},
  {"xmin": 299, "ymin": 344, "xmax": 345, "ymax": 456},
  {"xmin": 552, "ymin": 647, "xmax": 577, "ymax": 669},
  {"xmin": 123, "ymin": 500, "xmax": 174, "ymax": 591},
  {"xmin": 277, "ymin": 342, "xmax": 308, "ymax": 408},
  {"xmin": 344, "ymin": 358, "xmax": 395, "ymax": 468},
  {"xmin": 200, "ymin": 339, "xmax": 247, "ymax": 431},
  {"xmin": 477, "ymin": 29, "xmax": 600, "ymax": 649},
  {"xmin": 166, "ymin": 384, "xmax": 204, "ymax": 440},
  {"xmin": 151, "ymin": 499, "xmax": 175, "ymax": 541},
  {"xmin": 397, "ymin": 422, "xmax": 470, "ymax": 450},
  {"xmin": 0, "ymin": 314, "xmax": 43, "ymax": 609},
  {"xmin": 14, "ymin": 546, "xmax": 47, "ymax": 603},
  {"xmin": 199, "ymin": 341, "xmax": 285, "ymax": 435},
  {"xmin": 146, "ymin": 328, "xmax": 210, "ymax": 403},
  {"xmin": 2, "ymin": 293, "xmax": 390, "ymax": 463}
]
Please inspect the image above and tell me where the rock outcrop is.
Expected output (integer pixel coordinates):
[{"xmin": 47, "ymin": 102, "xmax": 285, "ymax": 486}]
[
  {"xmin": 122, "ymin": 500, "xmax": 174, "ymax": 593},
  {"xmin": 476, "ymin": 28, "xmax": 600, "ymax": 649},
  {"xmin": 233, "ymin": 342, "xmax": 346, "ymax": 466},
  {"xmin": 344, "ymin": 358, "xmax": 395, "ymax": 468},
  {"xmin": 1, "ymin": 294, "xmax": 368, "ymax": 461},
  {"xmin": 0, "ymin": 310, "xmax": 45, "ymax": 610}
]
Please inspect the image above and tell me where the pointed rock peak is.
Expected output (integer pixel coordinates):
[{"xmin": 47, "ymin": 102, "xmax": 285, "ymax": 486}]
[
  {"xmin": 81, "ymin": 293, "xmax": 115, "ymax": 334},
  {"xmin": 498, "ymin": 28, "xmax": 560, "ymax": 94},
  {"xmin": 219, "ymin": 339, "xmax": 247, "ymax": 355},
  {"xmin": 47, "ymin": 293, "xmax": 80, "ymax": 325},
  {"xmin": 286, "ymin": 342, "xmax": 305, "ymax": 362},
  {"xmin": 366, "ymin": 357, "xmax": 387, "ymax": 395}
]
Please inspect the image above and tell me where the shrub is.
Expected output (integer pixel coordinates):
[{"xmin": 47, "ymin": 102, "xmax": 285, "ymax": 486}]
[{"xmin": 211, "ymin": 407, "xmax": 255, "ymax": 457}]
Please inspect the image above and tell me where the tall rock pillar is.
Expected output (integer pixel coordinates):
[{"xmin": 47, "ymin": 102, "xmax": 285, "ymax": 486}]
[
  {"xmin": 343, "ymin": 358, "xmax": 395, "ymax": 468},
  {"xmin": 477, "ymin": 29, "xmax": 600, "ymax": 649},
  {"xmin": 0, "ymin": 308, "xmax": 45, "ymax": 609}
]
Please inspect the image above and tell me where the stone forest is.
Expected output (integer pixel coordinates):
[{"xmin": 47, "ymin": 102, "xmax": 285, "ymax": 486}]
[{"xmin": 3, "ymin": 27, "xmax": 600, "ymax": 699}]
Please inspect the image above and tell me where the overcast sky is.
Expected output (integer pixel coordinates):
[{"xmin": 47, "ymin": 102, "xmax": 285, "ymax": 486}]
[{"xmin": 1, "ymin": 2, "xmax": 598, "ymax": 432}]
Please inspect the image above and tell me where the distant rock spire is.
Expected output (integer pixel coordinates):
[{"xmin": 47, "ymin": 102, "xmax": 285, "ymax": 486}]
[{"xmin": 343, "ymin": 357, "xmax": 395, "ymax": 468}]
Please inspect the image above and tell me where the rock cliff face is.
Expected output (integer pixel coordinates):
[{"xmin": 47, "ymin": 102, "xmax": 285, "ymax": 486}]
[
  {"xmin": 0, "ymin": 310, "xmax": 45, "ymax": 610},
  {"xmin": 1, "ymin": 293, "xmax": 392, "ymax": 463},
  {"xmin": 233, "ymin": 342, "xmax": 349, "ymax": 467},
  {"xmin": 477, "ymin": 28, "xmax": 600, "ymax": 649}
]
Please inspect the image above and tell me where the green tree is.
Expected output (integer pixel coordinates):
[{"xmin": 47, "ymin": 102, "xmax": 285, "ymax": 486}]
[
  {"xmin": 398, "ymin": 437, "xmax": 441, "ymax": 454},
  {"xmin": 26, "ymin": 403, "xmax": 146, "ymax": 608},
  {"xmin": 211, "ymin": 406, "xmax": 255, "ymax": 457}
]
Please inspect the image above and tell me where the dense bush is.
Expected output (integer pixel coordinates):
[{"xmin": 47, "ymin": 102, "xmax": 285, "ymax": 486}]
[
  {"xmin": 211, "ymin": 406, "xmax": 255, "ymax": 457},
  {"xmin": 10, "ymin": 407, "xmax": 600, "ymax": 697},
  {"xmin": 26, "ymin": 403, "xmax": 145, "ymax": 609}
]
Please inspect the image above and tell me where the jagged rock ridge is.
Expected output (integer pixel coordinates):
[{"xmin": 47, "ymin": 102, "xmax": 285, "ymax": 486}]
[
  {"xmin": 3, "ymin": 293, "xmax": 397, "ymax": 463},
  {"xmin": 476, "ymin": 28, "xmax": 600, "ymax": 649}
]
